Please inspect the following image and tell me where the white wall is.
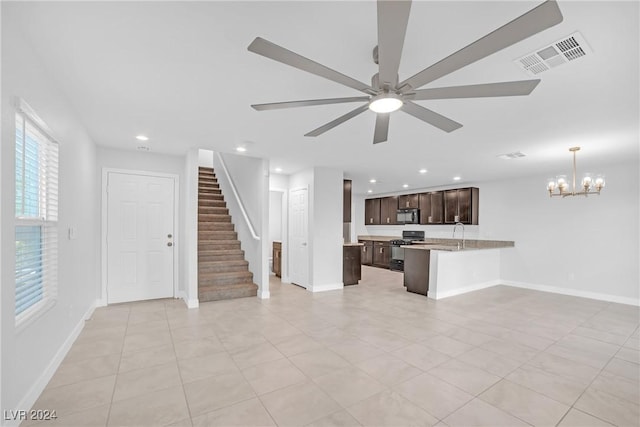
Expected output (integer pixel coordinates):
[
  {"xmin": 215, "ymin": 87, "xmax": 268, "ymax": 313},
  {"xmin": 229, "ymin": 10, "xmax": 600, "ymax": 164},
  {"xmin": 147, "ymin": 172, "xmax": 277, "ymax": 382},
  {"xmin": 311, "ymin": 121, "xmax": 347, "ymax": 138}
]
[
  {"xmin": 183, "ymin": 149, "xmax": 199, "ymax": 307},
  {"xmin": 311, "ymin": 168, "xmax": 344, "ymax": 291},
  {"xmin": 355, "ymin": 159, "xmax": 639, "ymax": 304},
  {"xmin": 96, "ymin": 147, "xmax": 187, "ymax": 300},
  {"xmin": 198, "ymin": 149, "xmax": 213, "ymax": 168},
  {"xmin": 1, "ymin": 10, "xmax": 99, "ymax": 417}
]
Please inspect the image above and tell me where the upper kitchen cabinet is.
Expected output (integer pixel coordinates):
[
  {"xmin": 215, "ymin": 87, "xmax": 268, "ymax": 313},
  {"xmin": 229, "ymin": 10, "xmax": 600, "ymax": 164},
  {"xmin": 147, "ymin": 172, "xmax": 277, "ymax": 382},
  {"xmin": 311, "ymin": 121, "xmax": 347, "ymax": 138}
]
[
  {"xmin": 343, "ymin": 180, "xmax": 352, "ymax": 222},
  {"xmin": 380, "ymin": 196, "xmax": 398, "ymax": 225},
  {"xmin": 364, "ymin": 198, "xmax": 381, "ymax": 225},
  {"xmin": 398, "ymin": 194, "xmax": 419, "ymax": 209},
  {"xmin": 419, "ymin": 191, "xmax": 444, "ymax": 224},
  {"xmin": 444, "ymin": 187, "xmax": 479, "ymax": 224}
]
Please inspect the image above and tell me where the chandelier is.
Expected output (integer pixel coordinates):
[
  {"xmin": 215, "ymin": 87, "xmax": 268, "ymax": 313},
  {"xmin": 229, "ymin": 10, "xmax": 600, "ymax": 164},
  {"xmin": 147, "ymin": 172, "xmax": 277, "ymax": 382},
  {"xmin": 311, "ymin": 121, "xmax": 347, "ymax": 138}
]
[{"xmin": 547, "ymin": 147, "xmax": 605, "ymax": 198}]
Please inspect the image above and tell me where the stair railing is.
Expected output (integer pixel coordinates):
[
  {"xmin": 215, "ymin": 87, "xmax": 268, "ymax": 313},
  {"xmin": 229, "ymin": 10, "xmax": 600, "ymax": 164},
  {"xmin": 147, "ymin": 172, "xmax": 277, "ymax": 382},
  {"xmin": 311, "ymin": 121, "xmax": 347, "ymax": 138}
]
[{"xmin": 214, "ymin": 152, "xmax": 260, "ymax": 241}]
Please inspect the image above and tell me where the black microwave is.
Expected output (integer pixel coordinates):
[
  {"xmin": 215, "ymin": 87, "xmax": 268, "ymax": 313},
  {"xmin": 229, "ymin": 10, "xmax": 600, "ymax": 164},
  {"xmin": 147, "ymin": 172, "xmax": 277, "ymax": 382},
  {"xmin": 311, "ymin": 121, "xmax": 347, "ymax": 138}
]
[{"xmin": 397, "ymin": 208, "xmax": 420, "ymax": 224}]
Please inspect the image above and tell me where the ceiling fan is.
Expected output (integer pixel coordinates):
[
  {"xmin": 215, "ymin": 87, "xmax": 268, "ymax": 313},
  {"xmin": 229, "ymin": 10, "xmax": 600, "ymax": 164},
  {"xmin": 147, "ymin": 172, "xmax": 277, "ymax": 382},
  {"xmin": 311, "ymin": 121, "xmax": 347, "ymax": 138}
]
[{"xmin": 248, "ymin": 0, "xmax": 563, "ymax": 144}]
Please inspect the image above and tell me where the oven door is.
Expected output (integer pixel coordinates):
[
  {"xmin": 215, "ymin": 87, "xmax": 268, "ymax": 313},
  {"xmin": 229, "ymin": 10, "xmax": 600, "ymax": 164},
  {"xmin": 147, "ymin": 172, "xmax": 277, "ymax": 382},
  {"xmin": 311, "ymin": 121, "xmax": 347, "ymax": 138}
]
[{"xmin": 391, "ymin": 245, "xmax": 404, "ymax": 261}]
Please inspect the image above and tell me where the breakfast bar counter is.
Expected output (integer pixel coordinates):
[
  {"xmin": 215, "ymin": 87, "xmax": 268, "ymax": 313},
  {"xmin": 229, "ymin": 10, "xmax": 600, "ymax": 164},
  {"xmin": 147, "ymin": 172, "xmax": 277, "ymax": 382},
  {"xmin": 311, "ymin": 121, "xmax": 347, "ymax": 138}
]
[{"xmin": 403, "ymin": 239, "xmax": 514, "ymax": 299}]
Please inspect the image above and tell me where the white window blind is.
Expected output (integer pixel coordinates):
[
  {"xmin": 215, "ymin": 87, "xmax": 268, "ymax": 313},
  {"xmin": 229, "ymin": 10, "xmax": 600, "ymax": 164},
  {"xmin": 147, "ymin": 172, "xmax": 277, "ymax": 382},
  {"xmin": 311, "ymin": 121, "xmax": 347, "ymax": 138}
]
[{"xmin": 15, "ymin": 101, "xmax": 59, "ymax": 327}]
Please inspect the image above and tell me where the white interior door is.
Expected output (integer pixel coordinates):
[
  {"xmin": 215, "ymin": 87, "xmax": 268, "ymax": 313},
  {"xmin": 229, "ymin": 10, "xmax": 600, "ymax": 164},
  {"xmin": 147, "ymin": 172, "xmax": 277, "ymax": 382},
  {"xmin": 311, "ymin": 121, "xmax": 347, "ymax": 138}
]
[
  {"xmin": 289, "ymin": 187, "xmax": 309, "ymax": 288},
  {"xmin": 107, "ymin": 172, "xmax": 175, "ymax": 304}
]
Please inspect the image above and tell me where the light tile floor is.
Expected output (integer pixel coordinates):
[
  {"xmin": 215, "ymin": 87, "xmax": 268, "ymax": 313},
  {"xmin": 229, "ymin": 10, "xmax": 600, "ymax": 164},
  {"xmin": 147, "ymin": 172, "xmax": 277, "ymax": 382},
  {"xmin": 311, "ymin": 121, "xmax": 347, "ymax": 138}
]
[{"xmin": 26, "ymin": 267, "xmax": 639, "ymax": 426}]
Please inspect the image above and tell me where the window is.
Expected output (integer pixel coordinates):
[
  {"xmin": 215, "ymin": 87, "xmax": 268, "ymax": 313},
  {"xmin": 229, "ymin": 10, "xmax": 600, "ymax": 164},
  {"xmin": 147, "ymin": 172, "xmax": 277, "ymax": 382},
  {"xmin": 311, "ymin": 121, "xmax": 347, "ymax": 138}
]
[{"xmin": 15, "ymin": 101, "xmax": 59, "ymax": 327}]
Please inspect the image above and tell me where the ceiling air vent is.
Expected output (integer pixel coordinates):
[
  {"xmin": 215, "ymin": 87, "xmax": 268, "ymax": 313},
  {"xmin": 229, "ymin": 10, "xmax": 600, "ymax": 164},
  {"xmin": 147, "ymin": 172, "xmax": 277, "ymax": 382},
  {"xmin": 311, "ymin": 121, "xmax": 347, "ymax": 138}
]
[
  {"xmin": 515, "ymin": 32, "xmax": 591, "ymax": 76},
  {"xmin": 497, "ymin": 151, "xmax": 526, "ymax": 160}
]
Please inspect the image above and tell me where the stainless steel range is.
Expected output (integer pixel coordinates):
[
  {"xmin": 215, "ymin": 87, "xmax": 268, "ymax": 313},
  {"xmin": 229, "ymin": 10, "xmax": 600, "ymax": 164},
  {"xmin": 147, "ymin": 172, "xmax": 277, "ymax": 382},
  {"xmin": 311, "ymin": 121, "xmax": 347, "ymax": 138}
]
[{"xmin": 389, "ymin": 230, "xmax": 425, "ymax": 271}]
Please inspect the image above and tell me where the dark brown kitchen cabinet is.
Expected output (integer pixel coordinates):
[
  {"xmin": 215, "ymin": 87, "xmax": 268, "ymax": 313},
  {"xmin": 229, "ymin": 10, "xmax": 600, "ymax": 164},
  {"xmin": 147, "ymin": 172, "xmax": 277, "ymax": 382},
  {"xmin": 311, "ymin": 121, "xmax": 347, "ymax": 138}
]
[
  {"xmin": 359, "ymin": 240, "xmax": 373, "ymax": 265},
  {"xmin": 364, "ymin": 198, "xmax": 381, "ymax": 225},
  {"xmin": 379, "ymin": 196, "xmax": 398, "ymax": 225},
  {"xmin": 343, "ymin": 245, "xmax": 362, "ymax": 285},
  {"xmin": 404, "ymin": 248, "xmax": 430, "ymax": 296},
  {"xmin": 398, "ymin": 194, "xmax": 419, "ymax": 209},
  {"xmin": 373, "ymin": 241, "xmax": 391, "ymax": 268},
  {"xmin": 343, "ymin": 180, "xmax": 352, "ymax": 223},
  {"xmin": 419, "ymin": 191, "xmax": 444, "ymax": 224},
  {"xmin": 444, "ymin": 187, "xmax": 479, "ymax": 224},
  {"xmin": 272, "ymin": 241, "xmax": 282, "ymax": 277}
]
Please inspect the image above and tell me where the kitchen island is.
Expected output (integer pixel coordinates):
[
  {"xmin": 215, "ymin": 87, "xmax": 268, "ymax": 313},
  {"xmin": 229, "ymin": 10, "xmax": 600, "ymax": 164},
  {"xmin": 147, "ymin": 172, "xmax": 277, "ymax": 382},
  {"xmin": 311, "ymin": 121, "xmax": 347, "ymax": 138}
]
[{"xmin": 403, "ymin": 239, "xmax": 514, "ymax": 299}]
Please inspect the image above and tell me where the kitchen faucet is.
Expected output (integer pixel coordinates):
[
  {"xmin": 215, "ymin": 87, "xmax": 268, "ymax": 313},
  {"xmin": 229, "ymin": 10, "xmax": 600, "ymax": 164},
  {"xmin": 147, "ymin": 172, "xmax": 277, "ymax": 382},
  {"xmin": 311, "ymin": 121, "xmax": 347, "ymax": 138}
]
[{"xmin": 453, "ymin": 222, "xmax": 465, "ymax": 249}]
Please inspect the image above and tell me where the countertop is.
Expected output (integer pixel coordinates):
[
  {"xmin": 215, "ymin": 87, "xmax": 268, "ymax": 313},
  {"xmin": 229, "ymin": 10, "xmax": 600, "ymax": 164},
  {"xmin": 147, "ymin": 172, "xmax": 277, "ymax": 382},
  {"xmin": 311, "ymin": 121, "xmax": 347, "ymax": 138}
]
[
  {"xmin": 404, "ymin": 238, "xmax": 514, "ymax": 252},
  {"xmin": 357, "ymin": 235, "xmax": 400, "ymax": 242},
  {"xmin": 343, "ymin": 243, "xmax": 364, "ymax": 247}
]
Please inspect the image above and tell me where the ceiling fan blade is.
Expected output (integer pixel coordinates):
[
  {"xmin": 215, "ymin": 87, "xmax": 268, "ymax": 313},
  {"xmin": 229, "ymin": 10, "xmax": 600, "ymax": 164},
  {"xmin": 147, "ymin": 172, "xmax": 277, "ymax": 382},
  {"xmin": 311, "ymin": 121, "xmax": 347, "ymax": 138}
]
[
  {"xmin": 409, "ymin": 79, "xmax": 540, "ymax": 100},
  {"xmin": 398, "ymin": 0, "xmax": 563, "ymax": 90},
  {"xmin": 373, "ymin": 113, "xmax": 390, "ymax": 144},
  {"xmin": 377, "ymin": 0, "xmax": 412, "ymax": 88},
  {"xmin": 248, "ymin": 37, "xmax": 376, "ymax": 95},
  {"xmin": 305, "ymin": 104, "xmax": 369, "ymax": 137},
  {"xmin": 401, "ymin": 101, "xmax": 462, "ymax": 133},
  {"xmin": 252, "ymin": 96, "xmax": 370, "ymax": 111}
]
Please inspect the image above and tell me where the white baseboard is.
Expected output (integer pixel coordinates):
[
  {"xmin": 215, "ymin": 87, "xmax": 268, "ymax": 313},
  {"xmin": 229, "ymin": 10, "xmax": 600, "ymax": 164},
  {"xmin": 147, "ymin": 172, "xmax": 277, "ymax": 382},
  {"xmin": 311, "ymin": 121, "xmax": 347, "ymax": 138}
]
[
  {"xmin": 95, "ymin": 298, "xmax": 107, "ymax": 308},
  {"xmin": 309, "ymin": 282, "xmax": 344, "ymax": 293},
  {"xmin": 174, "ymin": 291, "xmax": 199, "ymax": 308},
  {"xmin": 258, "ymin": 290, "xmax": 271, "ymax": 299},
  {"xmin": 6, "ymin": 302, "xmax": 97, "ymax": 427},
  {"xmin": 503, "ymin": 280, "xmax": 640, "ymax": 306},
  {"xmin": 428, "ymin": 280, "xmax": 501, "ymax": 300}
]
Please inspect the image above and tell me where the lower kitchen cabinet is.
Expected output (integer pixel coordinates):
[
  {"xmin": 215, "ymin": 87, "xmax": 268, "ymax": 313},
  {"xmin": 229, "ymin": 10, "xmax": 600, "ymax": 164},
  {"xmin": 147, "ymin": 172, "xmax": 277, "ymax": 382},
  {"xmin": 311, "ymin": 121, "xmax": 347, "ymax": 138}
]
[
  {"xmin": 373, "ymin": 241, "xmax": 391, "ymax": 268},
  {"xmin": 359, "ymin": 240, "xmax": 373, "ymax": 265},
  {"xmin": 343, "ymin": 245, "xmax": 362, "ymax": 285},
  {"xmin": 272, "ymin": 241, "xmax": 281, "ymax": 277}
]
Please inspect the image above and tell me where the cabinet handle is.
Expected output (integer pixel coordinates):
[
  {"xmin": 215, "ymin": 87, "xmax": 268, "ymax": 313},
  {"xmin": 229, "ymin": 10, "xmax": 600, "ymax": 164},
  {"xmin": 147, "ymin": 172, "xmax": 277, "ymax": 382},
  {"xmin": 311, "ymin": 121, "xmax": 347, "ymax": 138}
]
[
  {"xmin": 428, "ymin": 216, "xmax": 432, "ymax": 223},
  {"xmin": 387, "ymin": 218, "xmax": 389, "ymax": 224},
  {"xmin": 380, "ymin": 248, "xmax": 383, "ymax": 254}
]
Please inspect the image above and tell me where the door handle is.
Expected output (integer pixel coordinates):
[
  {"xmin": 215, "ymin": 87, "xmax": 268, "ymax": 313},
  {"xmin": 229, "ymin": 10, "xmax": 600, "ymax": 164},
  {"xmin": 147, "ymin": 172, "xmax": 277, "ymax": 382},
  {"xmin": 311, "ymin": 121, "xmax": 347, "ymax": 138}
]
[
  {"xmin": 167, "ymin": 242, "xmax": 173, "ymax": 247},
  {"xmin": 167, "ymin": 234, "xmax": 173, "ymax": 238}
]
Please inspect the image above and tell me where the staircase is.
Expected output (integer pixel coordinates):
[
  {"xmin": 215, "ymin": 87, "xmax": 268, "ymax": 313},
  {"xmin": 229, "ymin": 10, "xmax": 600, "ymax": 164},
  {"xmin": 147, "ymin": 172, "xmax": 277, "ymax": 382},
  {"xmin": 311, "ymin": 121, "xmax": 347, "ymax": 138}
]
[{"xmin": 198, "ymin": 167, "xmax": 257, "ymax": 302}]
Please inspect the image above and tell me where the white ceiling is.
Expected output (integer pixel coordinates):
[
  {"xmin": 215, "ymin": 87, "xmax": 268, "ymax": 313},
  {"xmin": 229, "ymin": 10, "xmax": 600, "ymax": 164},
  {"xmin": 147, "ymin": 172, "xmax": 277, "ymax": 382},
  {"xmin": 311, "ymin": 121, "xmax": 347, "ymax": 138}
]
[{"xmin": 6, "ymin": 1, "xmax": 639, "ymax": 195}]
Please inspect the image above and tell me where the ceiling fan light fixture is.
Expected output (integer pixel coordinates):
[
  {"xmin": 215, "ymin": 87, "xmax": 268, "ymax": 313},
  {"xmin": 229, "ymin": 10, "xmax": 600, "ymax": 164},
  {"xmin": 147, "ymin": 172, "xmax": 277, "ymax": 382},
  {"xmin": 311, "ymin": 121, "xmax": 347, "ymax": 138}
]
[{"xmin": 368, "ymin": 93, "xmax": 403, "ymax": 113}]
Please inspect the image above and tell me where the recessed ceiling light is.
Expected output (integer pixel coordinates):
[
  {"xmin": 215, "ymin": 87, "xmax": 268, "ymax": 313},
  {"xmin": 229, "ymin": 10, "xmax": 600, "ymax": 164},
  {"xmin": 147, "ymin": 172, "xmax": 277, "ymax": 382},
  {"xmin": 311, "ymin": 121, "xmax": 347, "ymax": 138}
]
[
  {"xmin": 136, "ymin": 135, "xmax": 149, "ymax": 141},
  {"xmin": 236, "ymin": 146, "xmax": 247, "ymax": 152},
  {"xmin": 402, "ymin": 184, "xmax": 409, "ymax": 188},
  {"xmin": 367, "ymin": 189, "xmax": 373, "ymax": 193},
  {"xmin": 453, "ymin": 176, "xmax": 461, "ymax": 181},
  {"xmin": 419, "ymin": 169, "xmax": 428, "ymax": 174},
  {"xmin": 274, "ymin": 167, "xmax": 283, "ymax": 173},
  {"xmin": 369, "ymin": 179, "xmax": 376, "ymax": 183}
]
